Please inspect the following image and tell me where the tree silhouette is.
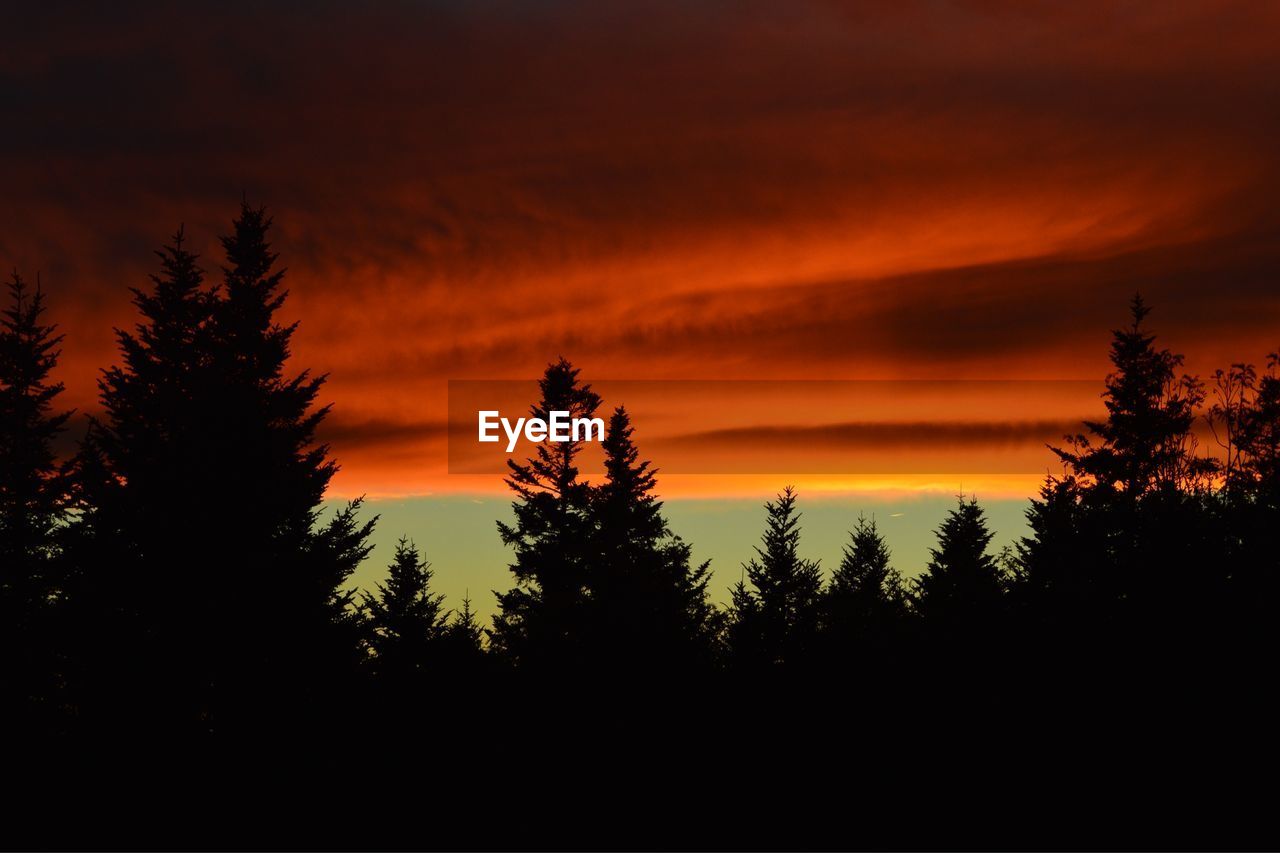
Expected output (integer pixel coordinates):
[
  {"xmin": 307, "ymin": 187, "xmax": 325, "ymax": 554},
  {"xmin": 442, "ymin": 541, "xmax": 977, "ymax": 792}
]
[
  {"xmin": 362, "ymin": 537, "xmax": 447, "ymax": 684},
  {"xmin": 0, "ymin": 272, "xmax": 71, "ymax": 720},
  {"xmin": 71, "ymin": 206, "xmax": 374, "ymax": 730},
  {"xmin": 208, "ymin": 202, "xmax": 375, "ymax": 725},
  {"xmin": 592, "ymin": 406, "xmax": 715, "ymax": 671},
  {"xmin": 821, "ymin": 514, "xmax": 907, "ymax": 662},
  {"xmin": 727, "ymin": 486, "xmax": 823, "ymax": 668},
  {"xmin": 1212, "ymin": 353, "xmax": 1280, "ymax": 500},
  {"xmin": 11, "ymin": 202, "xmax": 1280, "ymax": 780},
  {"xmin": 1054, "ymin": 295, "xmax": 1213, "ymax": 495},
  {"xmin": 491, "ymin": 358, "xmax": 601, "ymax": 669},
  {"xmin": 1016, "ymin": 296, "xmax": 1221, "ymax": 657},
  {"xmin": 1013, "ymin": 476, "xmax": 1115, "ymax": 633},
  {"xmin": 1208, "ymin": 351, "xmax": 1280, "ymax": 654},
  {"xmin": 913, "ymin": 496, "xmax": 1004, "ymax": 629},
  {"xmin": 70, "ymin": 227, "xmax": 217, "ymax": 726},
  {"xmin": 440, "ymin": 593, "xmax": 487, "ymax": 669}
]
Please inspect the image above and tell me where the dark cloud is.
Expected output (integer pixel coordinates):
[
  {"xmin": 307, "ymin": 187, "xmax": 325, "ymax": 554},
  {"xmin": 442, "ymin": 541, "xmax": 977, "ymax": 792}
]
[
  {"xmin": 317, "ymin": 415, "xmax": 447, "ymax": 451},
  {"xmin": 662, "ymin": 419, "xmax": 1087, "ymax": 451}
]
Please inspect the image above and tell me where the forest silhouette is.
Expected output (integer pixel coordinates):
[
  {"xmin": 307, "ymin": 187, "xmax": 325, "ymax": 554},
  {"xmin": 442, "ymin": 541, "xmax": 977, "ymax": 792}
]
[
  {"xmin": 4, "ymin": 204, "xmax": 1278, "ymax": 709},
  {"xmin": 2, "ymin": 204, "xmax": 1279, "ymax": 843}
]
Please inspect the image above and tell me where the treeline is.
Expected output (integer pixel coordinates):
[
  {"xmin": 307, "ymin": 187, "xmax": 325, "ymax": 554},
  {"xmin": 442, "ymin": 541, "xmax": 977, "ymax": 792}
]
[{"xmin": 3, "ymin": 202, "xmax": 1279, "ymax": 734}]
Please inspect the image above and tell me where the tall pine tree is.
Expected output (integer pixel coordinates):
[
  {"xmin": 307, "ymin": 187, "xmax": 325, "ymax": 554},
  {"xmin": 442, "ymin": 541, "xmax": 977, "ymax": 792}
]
[
  {"xmin": 73, "ymin": 228, "xmax": 217, "ymax": 726},
  {"xmin": 592, "ymin": 406, "xmax": 714, "ymax": 672},
  {"xmin": 1054, "ymin": 295, "xmax": 1212, "ymax": 495},
  {"xmin": 0, "ymin": 272, "xmax": 71, "ymax": 718},
  {"xmin": 207, "ymin": 202, "xmax": 374, "ymax": 723},
  {"xmin": 1015, "ymin": 297, "xmax": 1219, "ymax": 657},
  {"xmin": 727, "ymin": 486, "xmax": 823, "ymax": 669},
  {"xmin": 491, "ymin": 358, "xmax": 601, "ymax": 670},
  {"xmin": 74, "ymin": 205, "xmax": 374, "ymax": 730}
]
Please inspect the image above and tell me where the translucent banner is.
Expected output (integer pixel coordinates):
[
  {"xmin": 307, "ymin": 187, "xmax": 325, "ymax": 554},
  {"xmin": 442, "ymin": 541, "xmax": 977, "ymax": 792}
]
[{"xmin": 447, "ymin": 379, "xmax": 1106, "ymax": 475}]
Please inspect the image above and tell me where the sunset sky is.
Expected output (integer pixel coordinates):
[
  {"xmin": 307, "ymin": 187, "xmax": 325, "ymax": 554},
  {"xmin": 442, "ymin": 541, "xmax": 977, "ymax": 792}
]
[{"xmin": 5, "ymin": 1, "xmax": 1279, "ymax": 609}]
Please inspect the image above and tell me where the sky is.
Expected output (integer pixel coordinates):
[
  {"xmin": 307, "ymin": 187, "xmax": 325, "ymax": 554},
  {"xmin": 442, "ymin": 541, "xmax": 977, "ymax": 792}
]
[{"xmin": 5, "ymin": 1, "xmax": 1279, "ymax": 611}]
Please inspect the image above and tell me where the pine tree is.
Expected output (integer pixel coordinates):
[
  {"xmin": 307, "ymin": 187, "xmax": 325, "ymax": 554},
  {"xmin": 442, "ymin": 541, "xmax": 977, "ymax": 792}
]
[
  {"xmin": 440, "ymin": 593, "xmax": 487, "ymax": 671},
  {"xmin": 92, "ymin": 227, "xmax": 211, "ymax": 492},
  {"xmin": 726, "ymin": 574, "xmax": 764, "ymax": 668},
  {"xmin": 913, "ymin": 496, "xmax": 1004, "ymax": 628},
  {"xmin": 1055, "ymin": 295, "xmax": 1213, "ymax": 496},
  {"xmin": 0, "ymin": 272, "xmax": 71, "ymax": 718},
  {"xmin": 75, "ymin": 205, "xmax": 375, "ymax": 729},
  {"xmin": 73, "ymin": 227, "xmax": 217, "ymax": 726},
  {"xmin": 0, "ymin": 273, "xmax": 70, "ymax": 597},
  {"xmin": 300, "ymin": 498, "xmax": 376, "ymax": 711},
  {"xmin": 727, "ymin": 486, "xmax": 823, "ymax": 668},
  {"xmin": 592, "ymin": 406, "xmax": 714, "ymax": 671},
  {"xmin": 1017, "ymin": 297, "xmax": 1220, "ymax": 653},
  {"xmin": 491, "ymin": 358, "xmax": 601, "ymax": 669},
  {"xmin": 1012, "ymin": 474, "xmax": 1121, "ymax": 638},
  {"xmin": 207, "ymin": 202, "xmax": 375, "ymax": 723},
  {"xmin": 822, "ymin": 515, "xmax": 906, "ymax": 658},
  {"xmin": 208, "ymin": 203, "xmax": 338, "ymax": 540},
  {"xmin": 363, "ymin": 537, "xmax": 446, "ymax": 681}
]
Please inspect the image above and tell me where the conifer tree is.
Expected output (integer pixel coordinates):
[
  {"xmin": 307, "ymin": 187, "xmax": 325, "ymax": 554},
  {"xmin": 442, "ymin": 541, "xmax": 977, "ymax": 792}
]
[
  {"xmin": 93, "ymin": 228, "xmax": 210, "ymax": 488},
  {"xmin": 440, "ymin": 593, "xmax": 487, "ymax": 671},
  {"xmin": 822, "ymin": 515, "xmax": 906, "ymax": 658},
  {"xmin": 1017, "ymin": 297, "xmax": 1219, "ymax": 647},
  {"xmin": 727, "ymin": 486, "xmax": 823, "ymax": 668},
  {"xmin": 0, "ymin": 272, "xmax": 71, "ymax": 716},
  {"xmin": 0, "ymin": 273, "xmax": 70, "ymax": 597},
  {"xmin": 1054, "ymin": 295, "xmax": 1212, "ymax": 495},
  {"xmin": 74, "ymin": 228, "xmax": 217, "ymax": 724},
  {"xmin": 1012, "ymin": 474, "xmax": 1121, "ymax": 639},
  {"xmin": 76, "ymin": 205, "xmax": 374, "ymax": 728},
  {"xmin": 300, "ymin": 498, "xmax": 376, "ymax": 706},
  {"xmin": 913, "ymin": 496, "xmax": 1004, "ymax": 627},
  {"xmin": 207, "ymin": 203, "xmax": 339, "ymax": 547},
  {"xmin": 363, "ymin": 537, "xmax": 446, "ymax": 681},
  {"xmin": 207, "ymin": 202, "xmax": 375, "ymax": 720},
  {"xmin": 592, "ymin": 406, "xmax": 714, "ymax": 670},
  {"xmin": 491, "ymin": 358, "xmax": 601, "ymax": 669}
]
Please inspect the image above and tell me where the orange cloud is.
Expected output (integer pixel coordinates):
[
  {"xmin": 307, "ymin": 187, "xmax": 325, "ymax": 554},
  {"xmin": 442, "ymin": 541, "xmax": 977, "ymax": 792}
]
[{"xmin": 4, "ymin": 1, "xmax": 1279, "ymax": 500}]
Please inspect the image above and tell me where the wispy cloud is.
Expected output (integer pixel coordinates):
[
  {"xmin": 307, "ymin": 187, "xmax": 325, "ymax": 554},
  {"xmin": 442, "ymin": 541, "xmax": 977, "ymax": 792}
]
[{"xmin": 4, "ymin": 0, "xmax": 1278, "ymax": 495}]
